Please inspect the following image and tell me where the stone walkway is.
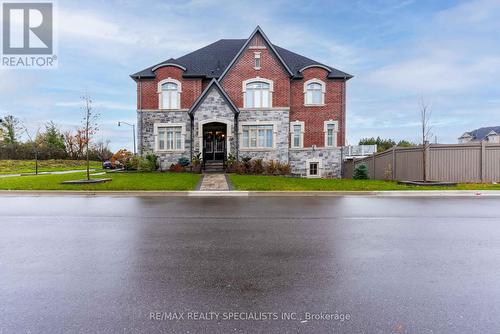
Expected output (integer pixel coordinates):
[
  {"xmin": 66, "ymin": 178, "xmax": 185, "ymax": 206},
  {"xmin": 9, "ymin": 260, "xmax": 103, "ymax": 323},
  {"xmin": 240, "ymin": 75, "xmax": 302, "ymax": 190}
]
[{"xmin": 199, "ymin": 174, "xmax": 230, "ymax": 191}]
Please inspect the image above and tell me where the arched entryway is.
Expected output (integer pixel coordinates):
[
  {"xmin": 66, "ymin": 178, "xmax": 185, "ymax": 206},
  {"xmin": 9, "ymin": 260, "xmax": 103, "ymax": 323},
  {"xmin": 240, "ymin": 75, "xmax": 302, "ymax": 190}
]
[{"xmin": 202, "ymin": 122, "xmax": 227, "ymax": 161}]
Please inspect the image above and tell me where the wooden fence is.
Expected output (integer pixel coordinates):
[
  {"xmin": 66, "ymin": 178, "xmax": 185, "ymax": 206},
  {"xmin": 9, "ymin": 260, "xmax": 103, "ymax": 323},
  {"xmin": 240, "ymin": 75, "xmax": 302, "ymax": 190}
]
[{"xmin": 342, "ymin": 142, "xmax": 500, "ymax": 183}]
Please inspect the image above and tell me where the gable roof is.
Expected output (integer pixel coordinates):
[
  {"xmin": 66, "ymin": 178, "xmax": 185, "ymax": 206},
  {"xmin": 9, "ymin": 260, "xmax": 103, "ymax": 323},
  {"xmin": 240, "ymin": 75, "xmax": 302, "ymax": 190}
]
[
  {"xmin": 131, "ymin": 27, "xmax": 353, "ymax": 80},
  {"xmin": 188, "ymin": 79, "xmax": 239, "ymax": 116},
  {"xmin": 461, "ymin": 126, "xmax": 500, "ymax": 141},
  {"xmin": 218, "ymin": 26, "xmax": 294, "ymax": 80}
]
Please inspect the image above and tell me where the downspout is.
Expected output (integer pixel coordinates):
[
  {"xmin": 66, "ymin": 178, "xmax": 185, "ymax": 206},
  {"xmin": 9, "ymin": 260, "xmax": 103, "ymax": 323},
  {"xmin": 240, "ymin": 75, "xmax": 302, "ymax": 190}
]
[
  {"xmin": 190, "ymin": 113, "xmax": 194, "ymax": 170},
  {"xmin": 341, "ymin": 74, "xmax": 347, "ymax": 178},
  {"xmin": 138, "ymin": 75, "xmax": 143, "ymax": 156},
  {"xmin": 235, "ymin": 113, "xmax": 239, "ymax": 161}
]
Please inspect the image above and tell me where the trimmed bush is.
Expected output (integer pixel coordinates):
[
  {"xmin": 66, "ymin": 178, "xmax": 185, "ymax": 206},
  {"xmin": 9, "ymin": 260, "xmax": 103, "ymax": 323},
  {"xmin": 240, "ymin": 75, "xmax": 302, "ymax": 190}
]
[
  {"xmin": 353, "ymin": 163, "xmax": 369, "ymax": 179},
  {"xmin": 178, "ymin": 157, "xmax": 190, "ymax": 167},
  {"xmin": 169, "ymin": 163, "xmax": 185, "ymax": 172}
]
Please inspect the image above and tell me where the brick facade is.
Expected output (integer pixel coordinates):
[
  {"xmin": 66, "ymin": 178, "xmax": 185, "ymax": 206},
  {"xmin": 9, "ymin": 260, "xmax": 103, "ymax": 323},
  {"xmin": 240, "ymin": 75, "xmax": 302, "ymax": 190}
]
[
  {"xmin": 137, "ymin": 67, "xmax": 203, "ymax": 110},
  {"xmin": 132, "ymin": 28, "xmax": 351, "ymax": 178}
]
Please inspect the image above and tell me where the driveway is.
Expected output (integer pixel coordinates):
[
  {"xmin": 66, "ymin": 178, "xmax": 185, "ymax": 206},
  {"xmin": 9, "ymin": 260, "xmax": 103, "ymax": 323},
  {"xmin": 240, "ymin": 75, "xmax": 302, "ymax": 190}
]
[{"xmin": 1, "ymin": 196, "xmax": 500, "ymax": 333}]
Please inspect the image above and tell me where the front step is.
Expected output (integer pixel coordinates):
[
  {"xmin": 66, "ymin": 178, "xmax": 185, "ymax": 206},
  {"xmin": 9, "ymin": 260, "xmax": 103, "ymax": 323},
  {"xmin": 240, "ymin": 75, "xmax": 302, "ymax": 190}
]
[{"xmin": 203, "ymin": 161, "xmax": 225, "ymax": 173}]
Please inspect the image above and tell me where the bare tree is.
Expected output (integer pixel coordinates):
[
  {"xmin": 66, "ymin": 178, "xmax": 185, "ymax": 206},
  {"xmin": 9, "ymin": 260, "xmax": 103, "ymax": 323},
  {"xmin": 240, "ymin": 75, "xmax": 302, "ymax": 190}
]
[
  {"xmin": 22, "ymin": 123, "xmax": 41, "ymax": 175},
  {"xmin": 419, "ymin": 97, "xmax": 433, "ymax": 182},
  {"xmin": 81, "ymin": 93, "xmax": 99, "ymax": 180}
]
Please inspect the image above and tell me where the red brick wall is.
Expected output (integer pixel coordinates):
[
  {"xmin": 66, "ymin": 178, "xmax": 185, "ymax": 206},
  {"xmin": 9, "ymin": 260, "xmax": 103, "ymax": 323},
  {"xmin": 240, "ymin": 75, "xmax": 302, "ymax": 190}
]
[
  {"xmin": 220, "ymin": 33, "xmax": 290, "ymax": 108},
  {"xmin": 290, "ymin": 67, "xmax": 345, "ymax": 147},
  {"xmin": 136, "ymin": 66, "xmax": 202, "ymax": 109}
]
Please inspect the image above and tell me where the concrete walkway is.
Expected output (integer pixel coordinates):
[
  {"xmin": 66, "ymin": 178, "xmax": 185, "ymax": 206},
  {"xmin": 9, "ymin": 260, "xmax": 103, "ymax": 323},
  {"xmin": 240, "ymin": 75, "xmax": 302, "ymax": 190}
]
[{"xmin": 199, "ymin": 173, "xmax": 229, "ymax": 191}]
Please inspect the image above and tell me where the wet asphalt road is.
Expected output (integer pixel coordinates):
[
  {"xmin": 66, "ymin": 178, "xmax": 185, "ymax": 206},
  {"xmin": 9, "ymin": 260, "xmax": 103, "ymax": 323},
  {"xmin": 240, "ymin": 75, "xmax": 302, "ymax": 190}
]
[{"xmin": 1, "ymin": 196, "xmax": 500, "ymax": 334}]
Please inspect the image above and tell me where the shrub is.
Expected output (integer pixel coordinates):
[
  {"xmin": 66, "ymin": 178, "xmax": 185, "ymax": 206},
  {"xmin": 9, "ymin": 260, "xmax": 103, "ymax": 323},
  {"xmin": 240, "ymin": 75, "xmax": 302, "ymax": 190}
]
[
  {"xmin": 277, "ymin": 162, "xmax": 291, "ymax": 175},
  {"xmin": 192, "ymin": 153, "xmax": 202, "ymax": 166},
  {"xmin": 353, "ymin": 163, "xmax": 369, "ymax": 179},
  {"xmin": 169, "ymin": 163, "xmax": 185, "ymax": 172},
  {"xmin": 178, "ymin": 157, "xmax": 190, "ymax": 167},
  {"xmin": 266, "ymin": 160, "xmax": 279, "ymax": 175},
  {"xmin": 125, "ymin": 155, "xmax": 140, "ymax": 171},
  {"xmin": 251, "ymin": 158, "xmax": 264, "ymax": 174},
  {"xmin": 145, "ymin": 153, "xmax": 158, "ymax": 170},
  {"xmin": 235, "ymin": 162, "xmax": 247, "ymax": 174},
  {"xmin": 138, "ymin": 155, "xmax": 157, "ymax": 172}
]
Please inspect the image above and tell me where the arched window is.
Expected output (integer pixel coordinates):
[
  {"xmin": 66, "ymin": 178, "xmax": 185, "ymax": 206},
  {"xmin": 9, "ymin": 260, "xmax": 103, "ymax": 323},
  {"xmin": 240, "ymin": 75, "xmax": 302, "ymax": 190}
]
[
  {"xmin": 158, "ymin": 79, "xmax": 181, "ymax": 109},
  {"xmin": 304, "ymin": 79, "xmax": 325, "ymax": 105},
  {"xmin": 243, "ymin": 78, "xmax": 273, "ymax": 108}
]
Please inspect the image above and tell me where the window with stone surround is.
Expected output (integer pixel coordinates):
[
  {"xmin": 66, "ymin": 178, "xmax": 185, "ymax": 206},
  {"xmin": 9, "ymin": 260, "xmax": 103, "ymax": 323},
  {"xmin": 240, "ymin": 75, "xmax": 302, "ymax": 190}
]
[
  {"xmin": 243, "ymin": 78, "xmax": 273, "ymax": 108},
  {"xmin": 154, "ymin": 123, "xmax": 185, "ymax": 152},
  {"xmin": 324, "ymin": 120, "xmax": 338, "ymax": 147},
  {"xmin": 290, "ymin": 121, "xmax": 305, "ymax": 149},
  {"xmin": 241, "ymin": 124, "xmax": 274, "ymax": 149},
  {"xmin": 304, "ymin": 79, "xmax": 325, "ymax": 106}
]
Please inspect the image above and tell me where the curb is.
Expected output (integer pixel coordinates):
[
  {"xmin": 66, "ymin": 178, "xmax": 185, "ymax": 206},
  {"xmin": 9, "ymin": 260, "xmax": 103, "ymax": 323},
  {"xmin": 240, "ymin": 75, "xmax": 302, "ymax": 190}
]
[{"xmin": 0, "ymin": 190, "xmax": 500, "ymax": 197}]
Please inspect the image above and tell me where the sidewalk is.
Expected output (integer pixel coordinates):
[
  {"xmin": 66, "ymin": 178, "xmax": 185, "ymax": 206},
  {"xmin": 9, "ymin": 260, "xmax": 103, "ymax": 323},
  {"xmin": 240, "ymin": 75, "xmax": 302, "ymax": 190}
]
[{"xmin": 1, "ymin": 190, "xmax": 500, "ymax": 197}]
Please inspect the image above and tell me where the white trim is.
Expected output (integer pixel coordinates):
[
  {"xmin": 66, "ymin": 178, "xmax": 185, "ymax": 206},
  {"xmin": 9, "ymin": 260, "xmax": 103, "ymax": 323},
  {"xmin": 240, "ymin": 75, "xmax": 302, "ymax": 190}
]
[
  {"xmin": 323, "ymin": 120, "xmax": 339, "ymax": 148},
  {"xmin": 239, "ymin": 120, "xmax": 278, "ymax": 150},
  {"xmin": 299, "ymin": 64, "xmax": 332, "ymax": 73},
  {"xmin": 304, "ymin": 78, "xmax": 326, "ymax": 106},
  {"xmin": 242, "ymin": 77, "xmax": 274, "ymax": 108},
  {"xmin": 151, "ymin": 63, "xmax": 187, "ymax": 72},
  {"xmin": 306, "ymin": 158, "xmax": 323, "ymax": 178},
  {"xmin": 153, "ymin": 122, "xmax": 186, "ymax": 152},
  {"xmin": 157, "ymin": 78, "xmax": 182, "ymax": 110},
  {"xmin": 197, "ymin": 118, "xmax": 233, "ymax": 156},
  {"xmin": 290, "ymin": 120, "xmax": 305, "ymax": 149}
]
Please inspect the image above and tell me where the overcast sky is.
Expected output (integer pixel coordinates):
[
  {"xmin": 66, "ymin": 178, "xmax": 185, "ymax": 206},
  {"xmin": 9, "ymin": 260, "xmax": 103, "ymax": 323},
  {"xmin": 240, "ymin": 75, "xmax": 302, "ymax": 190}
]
[{"xmin": 1, "ymin": 0, "xmax": 499, "ymax": 151}]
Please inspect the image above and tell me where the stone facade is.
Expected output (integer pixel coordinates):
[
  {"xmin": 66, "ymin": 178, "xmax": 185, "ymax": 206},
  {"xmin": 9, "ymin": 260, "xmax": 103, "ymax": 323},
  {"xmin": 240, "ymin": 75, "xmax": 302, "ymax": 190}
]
[
  {"xmin": 138, "ymin": 110, "xmax": 190, "ymax": 170},
  {"xmin": 238, "ymin": 108, "xmax": 289, "ymax": 162},
  {"xmin": 289, "ymin": 148, "xmax": 342, "ymax": 178},
  {"xmin": 192, "ymin": 87, "xmax": 237, "ymax": 156}
]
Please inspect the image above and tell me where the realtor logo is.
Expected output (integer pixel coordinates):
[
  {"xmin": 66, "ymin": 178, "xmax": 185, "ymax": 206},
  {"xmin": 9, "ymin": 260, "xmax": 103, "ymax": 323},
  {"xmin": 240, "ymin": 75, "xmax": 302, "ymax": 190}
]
[{"xmin": 1, "ymin": 1, "xmax": 57, "ymax": 68}]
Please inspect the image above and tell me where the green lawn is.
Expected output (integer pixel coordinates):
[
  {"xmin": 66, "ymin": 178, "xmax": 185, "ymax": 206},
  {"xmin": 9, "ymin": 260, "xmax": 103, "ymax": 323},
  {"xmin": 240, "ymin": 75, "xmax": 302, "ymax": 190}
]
[
  {"xmin": 0, "ymin": 159, "xmax": 102, "ymax": 174},
  {"xmin": 0, "ymin": 172, "xmax": 201, "ymax": 190},
  {"xmin": 228, "ymin": 175, "xmax": 500, "ymax": 191}
]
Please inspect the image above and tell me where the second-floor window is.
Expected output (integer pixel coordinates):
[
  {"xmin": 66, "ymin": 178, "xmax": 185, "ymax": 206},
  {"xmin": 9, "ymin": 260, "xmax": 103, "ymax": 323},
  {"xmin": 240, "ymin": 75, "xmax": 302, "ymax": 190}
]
[
  {"xmin": 304, "ymin": 79, "xmax": 325, "ymax": 105},
  {"xmin": 158, "ymin": 79, "xmax": 182, "ymax": 109},
  {"xmin": 244, "ymin": 80, "xmax": 272, "ymax": 108}
]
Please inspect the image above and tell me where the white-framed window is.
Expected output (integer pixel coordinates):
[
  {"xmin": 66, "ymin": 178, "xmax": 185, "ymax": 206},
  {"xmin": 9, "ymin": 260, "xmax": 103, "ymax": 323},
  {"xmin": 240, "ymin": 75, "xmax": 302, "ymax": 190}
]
[
  {"xmin": 324, "ymin": 120, "xmax": 338, "ymax": 147},
  {"xmin": 241, "ymin": 124, "xmax": 274, "ymax": 149},
  {"xmin": 290, "ymin": 121, "xmax": 305, "ymax": 148},
  {"xmin": 254, "ymin": 52, "xmax": 261, "ymax": 69},
  {"xmin": 154, "ymin": 123, "xmax": 185, "ymax": 152},
  {"xmin": 306, "ymin": 159, "xmax": 322, "ymax": 178},
  {"xmin": 242, "ymin": 78, "xmax": 273, "ymax": 108},
  {"xmin": 304, "ymin": 79, "xmax": 325, "ymax": 105},
  {"xmin": 158, "ymin": 78, "xmax": 181, "ymax": 109}
]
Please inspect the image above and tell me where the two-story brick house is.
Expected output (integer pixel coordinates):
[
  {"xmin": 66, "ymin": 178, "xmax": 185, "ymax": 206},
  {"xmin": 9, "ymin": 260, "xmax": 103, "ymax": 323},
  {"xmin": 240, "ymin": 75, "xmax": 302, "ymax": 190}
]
[{"xmin": 130, "ymin": 26, "xmax": 352, "ymax": 177}]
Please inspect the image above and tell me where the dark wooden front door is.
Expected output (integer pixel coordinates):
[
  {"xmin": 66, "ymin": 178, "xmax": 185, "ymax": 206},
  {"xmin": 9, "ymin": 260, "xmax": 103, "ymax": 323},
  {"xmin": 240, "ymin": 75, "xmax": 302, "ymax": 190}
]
[{"xmin": 203, "ymin": 124, "xmax": 226, "ymax": 161}]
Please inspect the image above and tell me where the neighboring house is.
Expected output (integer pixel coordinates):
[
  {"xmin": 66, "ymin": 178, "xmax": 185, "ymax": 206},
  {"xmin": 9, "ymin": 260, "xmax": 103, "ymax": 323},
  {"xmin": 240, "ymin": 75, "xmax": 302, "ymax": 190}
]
[
  {"xmin": 458, "ymin": 126, "xmax": 500, "ymax": 144},
  {"xmin": 130, "ymin": 26, "xmax": 353, "ymax": 177}
]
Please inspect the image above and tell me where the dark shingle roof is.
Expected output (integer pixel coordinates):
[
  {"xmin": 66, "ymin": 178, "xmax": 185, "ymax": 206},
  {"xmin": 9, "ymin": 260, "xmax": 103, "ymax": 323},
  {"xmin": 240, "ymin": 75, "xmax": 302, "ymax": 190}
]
[
  {"xmin": 463, "ymin": 126, "xmax": 500, "ymax": 141},
  {"xmin": 131, "ymin": 39, "xmax": 352, "ymax": 80}
]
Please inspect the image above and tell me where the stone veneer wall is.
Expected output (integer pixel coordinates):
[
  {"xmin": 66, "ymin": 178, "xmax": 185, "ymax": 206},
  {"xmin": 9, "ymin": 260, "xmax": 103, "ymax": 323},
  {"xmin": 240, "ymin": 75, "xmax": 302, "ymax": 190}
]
[
  {"xmin": 238, "ymin": 108, "xmax": 290, "ymax": 162},
  {"xmin": 192, "ymin": 87, "xmax": 237, "ymax": 156},
  {"xmin": 289, "ymin": 148, "xmax": 342, "ymax": 178},
  {"xmin": 138, "ymin": 110, "xmax": 191, "ymax": 170}
]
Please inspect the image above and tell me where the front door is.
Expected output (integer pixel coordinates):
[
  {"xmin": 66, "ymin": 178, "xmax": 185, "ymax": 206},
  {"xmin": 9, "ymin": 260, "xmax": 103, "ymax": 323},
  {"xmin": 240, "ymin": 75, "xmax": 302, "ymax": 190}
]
[{"xmin": 203, "ymin": 124, "xmax": 226, "ymax": 161}]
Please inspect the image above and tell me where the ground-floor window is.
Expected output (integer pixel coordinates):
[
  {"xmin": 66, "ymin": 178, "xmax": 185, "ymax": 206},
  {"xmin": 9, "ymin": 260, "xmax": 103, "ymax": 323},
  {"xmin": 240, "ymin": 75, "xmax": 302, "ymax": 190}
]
[
  {"xmin": 306, "ymin": 159, "xmax": 322, "ymax": 178},
  {"xmin": 309, "ymin": 162, "xmax": 318, "ymax": 176},
  {"xmin": 154, "ymin": 123, "xmax": 185, "ymax": 151},
  {"xmin": 242, "ymin": 124, "xmax": 273, "ymax": 149}
]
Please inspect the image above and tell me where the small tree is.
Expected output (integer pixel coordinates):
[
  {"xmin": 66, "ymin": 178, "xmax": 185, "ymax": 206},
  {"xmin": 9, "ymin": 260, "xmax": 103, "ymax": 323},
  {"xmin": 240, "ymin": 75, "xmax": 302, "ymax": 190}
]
[
  {"xmin": 353, "ymin": 163, "xmax": 369, "ymax": 180},
  {"xmin": 81, "ymin": 93, "xmax": 99, "ymax": 180},
  {"xmin": 22, "ymin": 123, "xmax": 41, "ymax": 175},
  {"xmin": 419, "ymin": 97, "xmax": 432, "ymax": 182}
]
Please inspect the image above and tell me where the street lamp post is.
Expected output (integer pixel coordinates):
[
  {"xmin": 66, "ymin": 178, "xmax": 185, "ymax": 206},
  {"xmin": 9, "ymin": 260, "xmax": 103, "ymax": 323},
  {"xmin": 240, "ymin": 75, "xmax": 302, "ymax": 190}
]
[{"xmin": 118, "ymin": 121, "xmax": 136, "ymax": 155}]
